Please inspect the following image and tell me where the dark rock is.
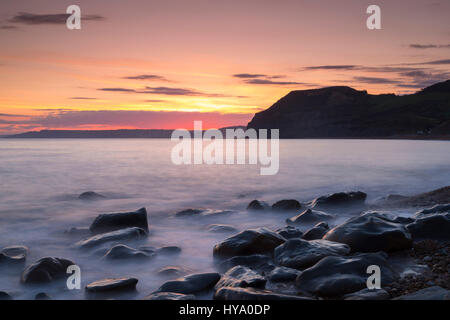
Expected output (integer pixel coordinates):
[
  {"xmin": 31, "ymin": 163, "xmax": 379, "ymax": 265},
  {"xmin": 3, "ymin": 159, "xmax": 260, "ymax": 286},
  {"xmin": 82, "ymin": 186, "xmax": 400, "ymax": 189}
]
[
  {"xmin": 272, "ymin": 200, "xmax": 301, "ymax": 212},
  {"xmin": 75, "ymin": 227, "xmax": 147, "ymax": 249},
  {"xmin": 213, "ymin": 228, "xmax": 285, "ymax": 258},
  {"xmin": 311, "ymin": 191, "xmax": 366, "ymax": 209},
  {"xmin": 286, "ymin": 209, "xmax": 334, "ymax": 225},
  {"xmin": 78, "ymin": 191, "xmax": 106, "ymax": 201},
  {"xmin": 0, "ymin": 291, "xmax": 12, "ymax": 300},
  {"xmin": 89, "ymin": 207, "xmax": 148, "ymax": 234},
  {"xmin": 415, "ymin": 204, "xmax": 450, "ymax": 218},
  {"xmin": 206, "ymin": 224, "xmax": 238, "ymax": 234},
  {"xmin": 0, "ymin": 245, "xmax": 28, "ymax": 264},
  {"xmin": 276, "ymin": 226, "xmax": 303, "ymax": 239},
  {"xmin": 143, "ymin": 292, "xmax": 195, "ymax": 300},
  {"xmin": 296, "ymin": 252, "xmax": 397, "ymax": 297},
  {"xmin": 247, "ymin": 200, "xmax": 270, "ymax": 211},
  {"xmin": 383, "ymin": 186, "xmax": 450, "ymax": 207},
  {"xmin": 268, "ymin": 267, "xmax": 301, "ymax": 282},
  {"xmin": 157, "ymin": 273, "xmax": 221, "ymax": 294},
  {"xmin": 274, "ymin": 239, "xmax": 350, "ymax": 270},
  {"xmin": 157, "ymin": 246, "xmax": 182, "ymax": 256},
  {"xmin": 302, "ymin": 222, "xmax": 329, "ymax": 240},
  {"xmin": 86, "ymin": 278, "xmax": 138, "ymax": 293},
  {"xmin": 215, "ymin": 266, "xmax": 266, "ymax": 289},
  {"xmin": 214, "ymin": 287, "xmax": 311, "ymax": 300},
  {"xmin": 35, "ymin": 292, "xmax": 51, "ymax": 300},
  {"xmin": 393, "ymin": 286, "xmax": 450, "ymax": 300},
  {"xmin": 175, "ymin": 209, "xmax": 233, "ymax": 218},
  {"xmin": 103, "ymin": 244, "xmax": 155, "ymax": 260},
  {"xmin": 407, "ymin": 213, "xmax": 450, "ymax": 241},
  {"xmin": 361, "ymin": 211, "xmax": 414, "ymax": 224},
  {"xmin": 175, "ymin": 209, "xmax": 204, "ymax": 217},
  {"xmin": 221, "ymin": 254, "xmax": 274, "ymax": 273},
  {"xmin": 21, "ymin": 257, "xmax": 75, "ymax": 284},
  {"xmin": 343, "ymin": 288, "xmax": 390, "ymax": 300},
  {"xmin": 323, "ymin": 213, "xmax": 413, "ymax": 253},
  {"xmin": 156, "ymin": 266, "xmax": 189, "ymax": 278}
]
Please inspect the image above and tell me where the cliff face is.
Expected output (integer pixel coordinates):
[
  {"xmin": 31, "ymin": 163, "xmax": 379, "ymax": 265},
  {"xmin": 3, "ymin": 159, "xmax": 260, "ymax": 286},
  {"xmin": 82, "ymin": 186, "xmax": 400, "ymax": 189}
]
[{"xmin": 247, "ymin": 80, "xmax": 450, "ymax": 138}]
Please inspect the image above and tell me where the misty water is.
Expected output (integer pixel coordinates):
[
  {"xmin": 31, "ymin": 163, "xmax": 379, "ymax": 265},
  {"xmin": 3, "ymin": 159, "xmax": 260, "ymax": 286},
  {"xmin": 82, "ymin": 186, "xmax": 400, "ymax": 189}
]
[{"xmin": 0, "ymin": 139, "xmax": 449, "ymax": 299}]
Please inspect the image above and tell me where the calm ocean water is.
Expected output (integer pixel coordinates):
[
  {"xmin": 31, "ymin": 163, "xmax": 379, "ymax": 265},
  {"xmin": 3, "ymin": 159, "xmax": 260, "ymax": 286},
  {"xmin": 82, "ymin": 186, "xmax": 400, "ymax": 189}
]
[{"xmin": 0, "ymin": 139, "xmax": 449, "ymax": 299}]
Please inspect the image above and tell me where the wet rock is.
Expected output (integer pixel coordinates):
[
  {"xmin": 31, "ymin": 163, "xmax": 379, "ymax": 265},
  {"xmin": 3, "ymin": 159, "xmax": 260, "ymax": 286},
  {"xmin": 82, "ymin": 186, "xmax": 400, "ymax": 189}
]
[
  {"xmin": 407, "ymin": 213, "xmax": 450, "ymax": 241},
  {"xmin": 311, "ymin": 191, "xmax": 367, "ymax": 209},
  {"xmin": 302, "ymin": 222, "xmax": 329, "ymax": 240},
  {"xmin": 103, "ymin": 244, "xmax": 155, "ymax": 260},
  {"xmin": 272, "ymin": 200, "xmax": 302, "ymax": 212},
  {"xmin": 323, "ymin": 213, "xmax": 413, "ymax": 253},
  {"xmin": 213, "ymin": 228, "xmax": 285, "ymax": 258},
  {"xmin": 0, "ymin": 245, "xmax": 28, "ymax": 264},
  {"xmin": 78, "ymin": 191, "xmax": 106, "ymax": 201},
  {"xmin": 89, "ymin": 207, "xmax": 148, "ymax": 234},
  {"xmin": 286, "ymin": 209, "xmax": 334, "ymax": 225},
  {"xmin": 35, "ymin": 292, "xmax": 51, "ymax": 300},
  {"xmin": 157, "ymin": 246, "xmax": 182, "ymax": 256},
  {"xmin": 157, "ymin": 273, "xmax": 221, "ymax": 294},
  {"xmin": 247, "ymin": 200, "xmax": 270, "ymax": 211},
  {"xmin": 382, "ymin": 186, "xmax": 450, "ymax": 207},
  {"xmin": 214, "ymin": 287, "xmax": 311, "ymax": 300},
  {"xmin": 276, "ymin": 226, "xmax": 303, "ymax": 239},
  {"xmin": 21, "ymin": 257, "xmax": 75, "ymax": 284},
  {"xmin": 206, "ymin": 224, "xmax": 238, "ymax": 234},
  {"xmin": 361, "ymin": 211, "xmax": 414, "ymax": 224},
  {"xmin": 143, "ymin": 292, "xmax": 195, "ymax": 300},
  {"xmin": 221, "ymin": 254, "xmax": 275, "ymax": 273},
  {"xmin": 156, "ymin": 266, "xmax": 189, "ymax": 278},
  {"xmin": 0, "ymin": 291, "xmax": 12, "ymax": 300},
  {"xmin": 393, "ymin": 286, "xmax": 450, "ymax": 300},
  {"xmin": 86, "ymin": 278, "xmax": 138, "ymax": 293},
  {"xmin": 215, "ymin": 266, "xmax": 266, "ymax": 289},
  {"xmin": 175, "ymin": 209, "xmax": 232, "ymax": 218},
  {"xmin": 415, "ymin": 204, "xmax": 450, "ymax": 218},
  {"xmin": 64, "ymin": 227, "xmax": 91, "ymax": 236},
  {"xmin": 296, "ymin": 252, "xmax": 397, "ymax": 297},
  {"xmin": 75, "ymin": 227, "xmax": 147, "ymax": 249},
  {"xmin": 343, "ymin": 288, "xmax": 390, "ymax": 300},
  {"xmin": 274, "ymin": 239, "xmax": 350, "ymax": 270},
  {"xmin": 175, "ymin": 208, "xmax": 204, "ymax": 217},
  {"xmin": 268, "ymin": 266, "xmax": 301, "ymax": 283}
]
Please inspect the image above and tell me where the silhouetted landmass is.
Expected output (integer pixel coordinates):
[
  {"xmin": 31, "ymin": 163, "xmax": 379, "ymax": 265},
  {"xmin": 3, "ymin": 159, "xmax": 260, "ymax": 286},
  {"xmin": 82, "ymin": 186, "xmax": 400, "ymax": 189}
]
[{"xmin": 247, "ymin": 80, "xmax": 450, "ymax": 139}]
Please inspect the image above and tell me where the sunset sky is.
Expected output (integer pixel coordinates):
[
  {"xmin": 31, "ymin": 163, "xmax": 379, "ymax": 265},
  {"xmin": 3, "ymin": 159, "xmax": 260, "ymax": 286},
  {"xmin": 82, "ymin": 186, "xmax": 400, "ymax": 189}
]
[{"xmin": 1, "ymin": 0, "xmax": 449, "ymax": 134}]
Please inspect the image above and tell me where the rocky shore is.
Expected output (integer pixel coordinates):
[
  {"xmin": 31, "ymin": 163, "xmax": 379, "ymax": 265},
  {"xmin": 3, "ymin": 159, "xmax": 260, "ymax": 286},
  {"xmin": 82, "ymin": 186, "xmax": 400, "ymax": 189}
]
[{"xmin": 1, "ymin": 187, "xmax": 449, "ymax": 300}]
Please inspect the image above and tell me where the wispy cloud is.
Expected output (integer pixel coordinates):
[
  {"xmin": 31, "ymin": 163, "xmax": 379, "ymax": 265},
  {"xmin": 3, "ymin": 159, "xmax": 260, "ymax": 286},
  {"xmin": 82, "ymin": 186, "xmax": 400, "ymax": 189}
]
[
  {"xmin": 245, "ymin": 79, "xmax": 313, "ymax": 86},
  {"xmin": 409, "ymin": 44, "xmax": 450, "ymax": 49},
  {"xmin": 0, "ymin": 25, "xmax": 18, "ymax": 30},
  {"xmin": 352, "ymin": 76, "xmax": 401, "ymax": 84},
  {"xmin": 98, "ymin": 86, "xmax": 244, "ymax": 98},
  {"xmin": 233, "ymin": 73, "xmax": 309, "ymax": 86},
  {"xmin": 69, "ymin": 97, "xmax": 97, "ymax": 100},
  {"xmin": 303, "ymin": 65, "xmax": 358, "ymax": 71},
  {"xmin": 9, "ymin": 12, "xmax": 104, "ymax": 25},
  {"xmin": 122, "ymin": 74, "xmax": 170, "ymax": 81}
]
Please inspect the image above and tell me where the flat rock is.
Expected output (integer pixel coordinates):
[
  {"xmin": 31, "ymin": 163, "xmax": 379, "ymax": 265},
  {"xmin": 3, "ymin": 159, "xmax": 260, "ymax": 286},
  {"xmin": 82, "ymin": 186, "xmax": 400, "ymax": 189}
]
[
  {"xmin": 156, "ymin": 266, "xmax": 189, "ymax": 278},
  {"xmin": 302, "ymin": 222, "xmax": 329, "ymax": 240},
  {"xmin": 143, "ymin": 292, "xmax": 195, "ymax": 300},
  {"xmin": 274, "ymin": 239, "xmax": 350, "ymax": 270},
  {"xmin": 296, "ymin": 252, "xmax": 398, "ymax": 297},
  {"xmin": 35, "ymin": 292, "xmax": 51, "ymax": 300},
  {"xmin": 382, "ymin": 186, "xmax": 450, "ymax": 207},
  {"xmin": 247, "ymin": 200, "xmax": 270, "ymax": 211},
  {"xmin": 221, "ymin": 254, "xmax": 275, "ymax": 273},
  {"xmin": 268, "ymin": 266, "xmax": 301, "ymax": 282},
  {"xmin": 0, "ymin": 245, "xmax": 28, "ymax": 264},
  {"xmin": 415, "ymin": 204, "xmax": 450, "ymax": 218},
  {"xmin": 89, "ymin": 207, "xmax": 148, "ymax": 234},
  {"xmin": 311, "ymin": 191, "xmax": 367, "ymax": 209},
  {"xmin": 78, "ymin": 191, "xmax": 106, "ymax": 201},
  {"xmin": 276, "ymin": 226, "xmax": 303, "ymax": 239},
  {"xmin": 175, "ymin": 209, "xmax": 233, "ymax": 218},
  {"xmin": 407, "ymin": 213, "xmax": 450, "ymax": 241},
  {"xmin": 323, "ymin": 212, "xmax": 413, "ymax": 253},
  {"xmin": 272, "ymin": 200, "xmax": 301, "ymax": 212},
  {"xmin": 214, "ymin": 287, "xmax": 311, "ymax": 300},
  {"xmin": 393, "ymin": 286, "xmax": 450, "ymax": 300},
  {"xmin": 157, "ymin": 273, "xmax": 221, "ymax": 294},
  {"xmin": 343, "ymin": 288, "xmax": 390, "ymax": 300},
  {"xmin": 75, "ymin": 227, "xmax": 147, "ymax": 249},
  {"xmin": 21, "ymin": 257, "xmax": 75, "ymax": 284},
  {"xmin": 86, "ymin": 277, "xmax": 138, "ymax": 293},
  {"xmin": 215, "ymin": 266, "xmax": 266, "ymax": 289},
  {"xmin": 213, "ymin": 228, "xmax": 285, "ymax": 258},
  {"xmin": 206, "ymin": 224, "xmax": 238, "ymax": 233},
  {"xmin": 287, "ymin": 209, "xmax": 334, "ymax": 225},
  {"xmin": 157, "ymin": 246, "xmax": 182, "ymax": 256},
  {"xmin": 103, "ymin": 244, "xmax": 155, "ymax": 260}
]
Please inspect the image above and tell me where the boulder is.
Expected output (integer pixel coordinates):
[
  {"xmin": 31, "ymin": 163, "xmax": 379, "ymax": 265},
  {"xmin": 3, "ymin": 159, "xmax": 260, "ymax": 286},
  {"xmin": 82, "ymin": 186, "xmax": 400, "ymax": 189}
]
[
  {"xmin": 286, "ymin": 209, "xmax": 334, "ymax": 225},
  {"xmin": 415, "ymin": 204, "xmax": 450, "ymax": 218},
  {"xmin": 343, "ymin": 288, "xmax": 390, "ymax": 300},
  {"xmin": 247, "ymin": 200, "xmax": 270, "ymax": 211},
  {"xmin": 214, "ymin": 287, "xmax": 311, "ymax": 300},
  {"xmin": 75, "ymin": 227, "xmax": 147, "ymax": 249},
  {"xmin": 274, "ymin": 239, "xmax": 350, "ymax": 270},
  {"xmin": 86, "ymin": 278, "xmax": 138, "ymax": 293},
  {"xmin": 272, "ymin": 200, "xmax": 301, "ymax": 212},
  {"xmin": 213, "ymin": 228, "xmax": 285, "ymax": 258},
  {"xmin": 296, "ymin": 252, "xmax": 397, "ymax": 297},
  {"xmin": 221, "ymin": 254, "xmax": 274, "ymax": 273},
  {"xmin": 157, "ymin": 246, "xmax": 182, "ymax": 256},
  {"xmin": 323, "ymin": 213, "xmax": 413, "ymax": 253},
  {"xmin": 215, "ymin": 266, "xmax": 266, "ymax": 289},
  {"xmin": 406, "ymin": 213, "xmax": 450, "ymax": 241},
  {"xmin": 0, "ymin": 245, "xmax": 28, "ymax": 264},
  {"xmin": 276, "ymin": 226, "xmax": 303, "ymax": 239},
  {"xmin": 311, "ymin": 191, "xmax": 367, "ymax": 209},
  {"xmin": 35, "ymin": 292, "xmax": 51, "ymax": 300},
  {"xmin": 103, "ymin": 244, "xmax": 155, "ymax": 260},
  {"xmin": 0, "ymin": 291, "xmax": 12, "ymax": 300},
  {"xmin": 382, "ymin": 186, "xmax": 450, "ymax": 207},
  {"xmin": 175, "ymin": 209, "xmax": 203, "ymax": 217},
  {"xmin": 156, "ymin": 266, "xmax": 189, "ymax": 278},
  {"xmin": 206, "ymin": 224, "xmax": 238, "ymax": 234},
  {"xmin": 21, "ymin": 257, "xmax": 75, "ymax": 284},
  {"xmin": 175, "ymin": 209, "xmax": 233, "ymax": 218},
  {"xmin": 267, "ymin": 266, "xmax": 301, "ymax": 283},
  {"xmin": 393, "ymin": 286, "xmax": 450, "ymax": 300},
  {"xmin": 302, "ymin": 222, "xmax": 329, "ymax": 240},
  {"xmin": 157, "ymin": 273, "xmax": 221, "ymax": 294},
  {"xmin": 78, "ymin": 191, "xmax": 106, "ymax": 201},
  {"xmin": 89, "ymin": 208, "xmax": 148, "ymax": 234},
  {"xmin": 143, "ymin": 292, "xmax": 195, "ymax": 300}
]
